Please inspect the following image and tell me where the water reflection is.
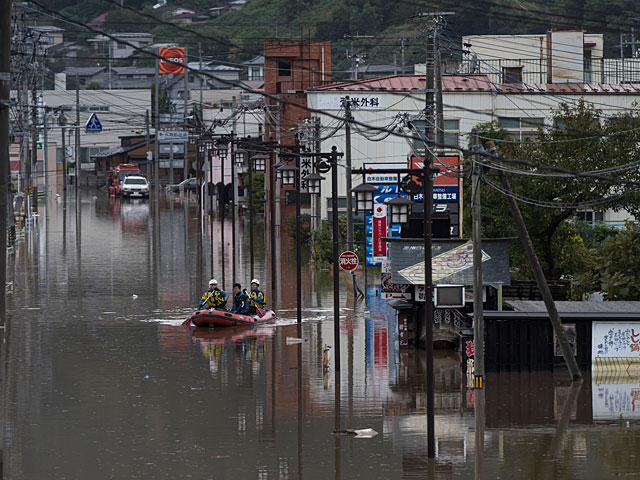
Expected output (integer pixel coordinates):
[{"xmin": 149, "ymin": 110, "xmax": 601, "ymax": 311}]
[{"xmin": 5, "ymin": 191, "xmax": 640, "ymax": 479}]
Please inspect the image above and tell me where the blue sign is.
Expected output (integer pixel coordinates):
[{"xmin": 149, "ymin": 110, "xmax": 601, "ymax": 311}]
[
  {"xmin": 85, "ymin": 113, "xmax": 103, "ymax": 132},
  {"xmin": 411, "ymin": 186, "xmax": 459, "ymax": 203}
]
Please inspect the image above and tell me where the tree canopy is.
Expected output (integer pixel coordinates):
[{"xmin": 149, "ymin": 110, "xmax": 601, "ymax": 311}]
[{"xmin": 464, "ymin": 101, "xmax": 640, "ymax": 283}]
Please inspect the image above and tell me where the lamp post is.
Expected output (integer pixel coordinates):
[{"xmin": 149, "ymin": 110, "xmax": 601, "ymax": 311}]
[
  {"xmin": 351, "ymin": 163, "xmax": 439, "ymax": 458},
  {"xmin": 276, "ymin": 160, "xmax": 300, "ymax": 324},
  {"xmin": 352, "ymin": 182, "xmax": 379, "ymax": 296},
  {"xmin": 206, "ymin": 140, "xmax": 215, "ymax": 279},
  {"xmin": 304, "ymin": 146, "xmax": 342, "ymax": 371},
  {"xmin": 217, "ymin": 143, "xmax": 228, "ymax": 289}
]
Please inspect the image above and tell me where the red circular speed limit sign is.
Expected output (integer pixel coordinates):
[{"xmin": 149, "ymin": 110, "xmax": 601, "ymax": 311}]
[{"xmin": 338, "ymin": 251, "xmax": 359, "ymax": 272}]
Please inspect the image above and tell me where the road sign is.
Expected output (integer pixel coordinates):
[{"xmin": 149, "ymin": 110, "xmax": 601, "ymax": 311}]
[
  {"xmin": 159, "ymin": 144, "xmax": 185, "ymax": 154},
  {"xmin": 338, "ymin": 251, "xmax": 359, "ymax": 273},
  {"xmin": 36, "ymin": 142, "xmax": 43, "ymax": 150},
  {"xmin": 23, "ymin": 184, "xmax": 33, "ymax": 195},
  {"xmin": 85, "ymin": 112, "xmax": 103, "ymax": 132},
  {"xmin": 158, "ymin": 130, "xmax": 188, "ymax": 142}
]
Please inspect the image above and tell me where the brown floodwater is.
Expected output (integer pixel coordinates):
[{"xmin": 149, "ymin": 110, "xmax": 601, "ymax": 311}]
[{"xmin": 3, "ymin": 191, "xmax": 640, "ymax": 479}]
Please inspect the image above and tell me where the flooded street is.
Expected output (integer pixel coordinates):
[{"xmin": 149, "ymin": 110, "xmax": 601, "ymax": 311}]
[{"xmin": 4, "ymin": 190, "xmax": 640, "ymax": 479}]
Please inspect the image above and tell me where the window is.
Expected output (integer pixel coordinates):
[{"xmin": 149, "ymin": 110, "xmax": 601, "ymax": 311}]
[
  {"xmin": 576, "ymin": 210, "xmax": 604, "ymax": 224},
  {"xmin": 499, "ymin": 117, "xmax": 544, "ymax": 141},
  {"xmin": 502, "ymin": 66, "xmax": 523, "ymax": 84},
  {"xmin": 498, "ymin": 117, "xmax": 520, "ymax": 129},
  {"xmin": 411, "ymin": 119, "xmax": 460, "ymax": 148},
  {"xmin": 278, "ymin": 61, "xmax": 291, "ymax": 77}
]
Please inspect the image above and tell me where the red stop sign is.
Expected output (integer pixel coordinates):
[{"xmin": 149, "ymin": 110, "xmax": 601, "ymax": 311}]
[{"xmin": 338, "ymin": 251, "xmax": 359, "ymax": 272}]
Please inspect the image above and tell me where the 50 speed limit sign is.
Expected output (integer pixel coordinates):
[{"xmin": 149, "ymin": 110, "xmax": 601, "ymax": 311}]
[{"xmin": 338, "ymin": 251, "xmax": 359, "ymax": 273}]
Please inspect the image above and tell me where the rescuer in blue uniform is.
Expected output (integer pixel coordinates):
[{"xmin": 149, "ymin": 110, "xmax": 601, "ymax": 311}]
[
  {"xmin": 231, "ymin": 283, "xmax": 249, "ymax": 314},
  {"xmin": 200, "ymin": 279, "xmax": 227, "ymax": 309},
  {"xmin": 248, "ymin": 278, "xmax": 265, "ymax": 315}
]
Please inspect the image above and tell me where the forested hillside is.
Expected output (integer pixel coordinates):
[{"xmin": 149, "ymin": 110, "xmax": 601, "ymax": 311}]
[{"xmin": 45, "ymin": 0, "xmax": 640, "ymax": 75}]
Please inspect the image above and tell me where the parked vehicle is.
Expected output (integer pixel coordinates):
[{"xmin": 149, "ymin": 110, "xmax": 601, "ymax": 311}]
[
  {"xmin": 167, "ymin": 177, "xmax": 198, "ymax": 193},
  {"xmin": 108, "ymin": 164, "xmax": 143, "ymax": 196},
  {"xmin": 120, "ymin": 176, "xmax": 150, "ymax": 198}
]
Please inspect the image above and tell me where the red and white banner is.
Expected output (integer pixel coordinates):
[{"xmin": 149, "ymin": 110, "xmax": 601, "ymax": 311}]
[{"xmin": 372, "ymin": 203, "xmax": 387, "ymax": 258}]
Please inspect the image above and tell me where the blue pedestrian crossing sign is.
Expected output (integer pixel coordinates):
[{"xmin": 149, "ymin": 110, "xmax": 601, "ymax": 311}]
[{"xmin": 85, "ymin": 112, "xmax": 103, "ymax": 132}]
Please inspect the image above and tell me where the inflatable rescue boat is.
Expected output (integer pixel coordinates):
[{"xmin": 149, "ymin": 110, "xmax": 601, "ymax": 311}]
[{"xmin": 188, "ymin": 308, "xmax": 276, "ymax": 328}]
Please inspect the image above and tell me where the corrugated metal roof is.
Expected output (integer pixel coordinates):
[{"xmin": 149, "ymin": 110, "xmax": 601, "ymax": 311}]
[
  {"xmin": 312, "ymin": 74, "xmax": 494, "ymax": 92},
  {"xmin": 507, "ymin": 300, "xmax": 640, "ymax": 313},
  {"xmin": 312, "ymin": 74, "xmax": 640, "ymax": 94}
]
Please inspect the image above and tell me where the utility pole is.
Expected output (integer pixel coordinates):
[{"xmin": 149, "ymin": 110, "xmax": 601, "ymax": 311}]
[
  {"xmin": 43, "ymin": 107, "xmax": 49, "ymax": 197},
  {"xmin": 31, "ymin": 58, "xmax": 39, "ymax": 212},
  {"xmin": 183, "ymin": 47, "xmax": 188, "ymax": 180},
  {"xmin": 400, "ymin": 37, "xmax": 407, "ymax": 73},
  {"xmin": 344, "ymin": 34, "xmax": 373, "ymax": 80},
  {"xmin": 1, "ymin": 0, "xmax": 11, "ymax": 327},
  {"xmin": 471, "ymin": 129, "xmax": 484, "ymax": 382},
  {"xmin": 342, "ymin": 97, "xmax": 354, "ymax": 252},
  {"xmin": 75, "ymin": 75, "xmax": 80, "ymax": 189},
  {"xmin": 489, "ymin": 144, "xmax": 582, "ymax": 381},
  {"xmin": 154, "ymin": 48, "xmax": 160, "ymax": 195},
  {"xmin": 419, "ymin": 10, "xmax": 454, "ymax": 461},
  {"xmin": 434, "ymin": 33, "xmax": 444, "ymax": 147}
]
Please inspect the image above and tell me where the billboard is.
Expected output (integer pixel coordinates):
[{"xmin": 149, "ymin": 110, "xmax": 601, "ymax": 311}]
[
  {"xmin": 159, "ymin": 47, "xmax": 186, "ymax": 74},
  {"xmin": 409, "ymin": 154, "xmax": 460, "ymax": 203}
]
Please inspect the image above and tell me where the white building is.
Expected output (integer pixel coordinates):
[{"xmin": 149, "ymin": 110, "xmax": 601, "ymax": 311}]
[
  {"xmin": 306, "ymin": 74, "xmax": 640, "ymax": 227},
  {"xmin": 88, "ymin": 33, "xmax": 154, "ymax": 60},
  {"xmin": 459, "ymin": 29, "xmax": 640, "ymax": 85}
]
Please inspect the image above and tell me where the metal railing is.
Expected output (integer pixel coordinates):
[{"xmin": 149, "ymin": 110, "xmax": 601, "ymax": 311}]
[{"xmin": 458, "ymin": 57, "xmax": 640, "ymax": 85}]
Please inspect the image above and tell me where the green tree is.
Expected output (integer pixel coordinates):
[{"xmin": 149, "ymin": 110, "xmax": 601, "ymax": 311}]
[
  {"xmin": 465, "ymin": 101, "xmax": 640, "ymax": 280},
  {"xmin": 241, "ymin": 171, "xmax": 265, "ymax": 214},
  {"xmin": 574, "ymin": 222, "xmax": 640, "ymax": 300}
]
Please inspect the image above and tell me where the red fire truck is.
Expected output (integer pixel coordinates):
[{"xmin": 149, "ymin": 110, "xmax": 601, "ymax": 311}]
[{"xmin": 108, "ymin": 164, "xmax": 143, "ymax": 196}]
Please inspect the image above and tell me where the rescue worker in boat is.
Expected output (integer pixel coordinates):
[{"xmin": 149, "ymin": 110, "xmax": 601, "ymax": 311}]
[
  {"xmin": 200, "ymin": 279, "xmax": 227, "ymax": 310},
  {"xmin": 231, "ymin": 283, "xmax": 249, "ymax": 314},
  {"xmin": 248, "ymin": 278, "xmax": 266, "ymax": 315}
]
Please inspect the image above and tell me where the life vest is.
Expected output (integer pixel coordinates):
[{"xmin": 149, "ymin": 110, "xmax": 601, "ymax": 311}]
[
  {"xmin": 201, "ymin": 288, "xmax": 226, "ymax": 308},
  {"xmin": 249, "ymin": 289, "xmax": 265, "ymax": 308}
]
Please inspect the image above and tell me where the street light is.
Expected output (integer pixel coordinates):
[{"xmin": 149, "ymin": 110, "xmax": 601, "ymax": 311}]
[
  {"xmin": 351, "ymin": 182, "xmax": 380, "ymax": 298},
  {"xmin": 386, "ymin": 195, "xmax": 412, "ymax": 225},
  {"xmin": 252, "ymin": 153, "xmax": 268, "ymax": 172},
  {"xmin": 303, "ymin": 172, "xmax": 324, "ymax": 195},
  {"xmin": 352, "ymin": 182, "xmax": 378, "ymax": 214},
  {"xmin": 277, "ymin": 163, "xmax": 297, "ymax": 186},
  {"xmin": 305, "ymin": 146, "xmax": 343, "ymax": 374},
  {"xmin": 234, "ymin": 149, "xmax": 246, "ymax": 167}
]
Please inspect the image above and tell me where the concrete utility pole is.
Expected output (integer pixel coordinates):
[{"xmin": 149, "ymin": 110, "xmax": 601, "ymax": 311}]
[
  {"xmin": 75, "ymin": 75, "xmax": 80, "ymax": 188},
  {"xmin": 471, "ymin": 129, "xmax": 484, "ymax": 382},
  {"xmin": 1, "ymin": 0, "xmax": 11, "ymax": 328},
  {"xmin": 489, "ymin": 143, "xmax": 582, "ymax": 381},
  {"xmin": 419, "ymin": 10, "xmax": 455, "ymax": 461},
  {"xmin": 154, "ymin": 49, "xmax": 160, "ymax": 194}
]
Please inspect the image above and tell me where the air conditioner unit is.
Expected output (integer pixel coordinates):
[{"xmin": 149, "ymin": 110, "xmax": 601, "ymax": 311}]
[{"xmin": 434, "ymin": 285, "xmax": 465, "ymax": 308}]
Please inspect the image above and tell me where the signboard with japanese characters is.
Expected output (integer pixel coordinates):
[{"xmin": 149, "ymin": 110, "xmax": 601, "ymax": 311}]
[
  {"xmin": 371, "ymin": 204, "xmax": 388, "ymax": 264},
  {"xmin": 363, "ymin": 162, "xmax": 404, "ymax": 184},
  {"xmin": 592, "ymin": 322, "xmax": 640, "ymax": 360},
  {"xmin": 297, "ymin": 121, "xmax": 315, "ymax": 193},
  {"xmin": 316, "ymin": 93, "xmax": 384, "ymax": 111},
  {"xmin": 381, "ymin": 259, "xmax": 411, "ymax": 300},
  {"xmin": 409, "ymin": 154, "xmax": 461, "ymax": 203}
]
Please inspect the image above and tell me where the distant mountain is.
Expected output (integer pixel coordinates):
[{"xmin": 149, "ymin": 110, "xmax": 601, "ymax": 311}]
[{"xmin": 43, "ymin": 0, "xmax": 640, "ymax": 74}]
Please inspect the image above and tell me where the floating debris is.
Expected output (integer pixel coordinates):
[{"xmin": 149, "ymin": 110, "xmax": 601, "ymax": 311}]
[{"xmin": 334, "ymin": 428, "xmax": 378, "ymax": 438}]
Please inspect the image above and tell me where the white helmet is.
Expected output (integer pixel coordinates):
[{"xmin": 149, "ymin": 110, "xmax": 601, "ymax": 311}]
[
  {"xmin": 251, "ymin": 279, "xmax": 259, "ymax": 286},
  {"xmin": 209, "ymin": 279, "xmax": 218, "ymax": 285}
]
